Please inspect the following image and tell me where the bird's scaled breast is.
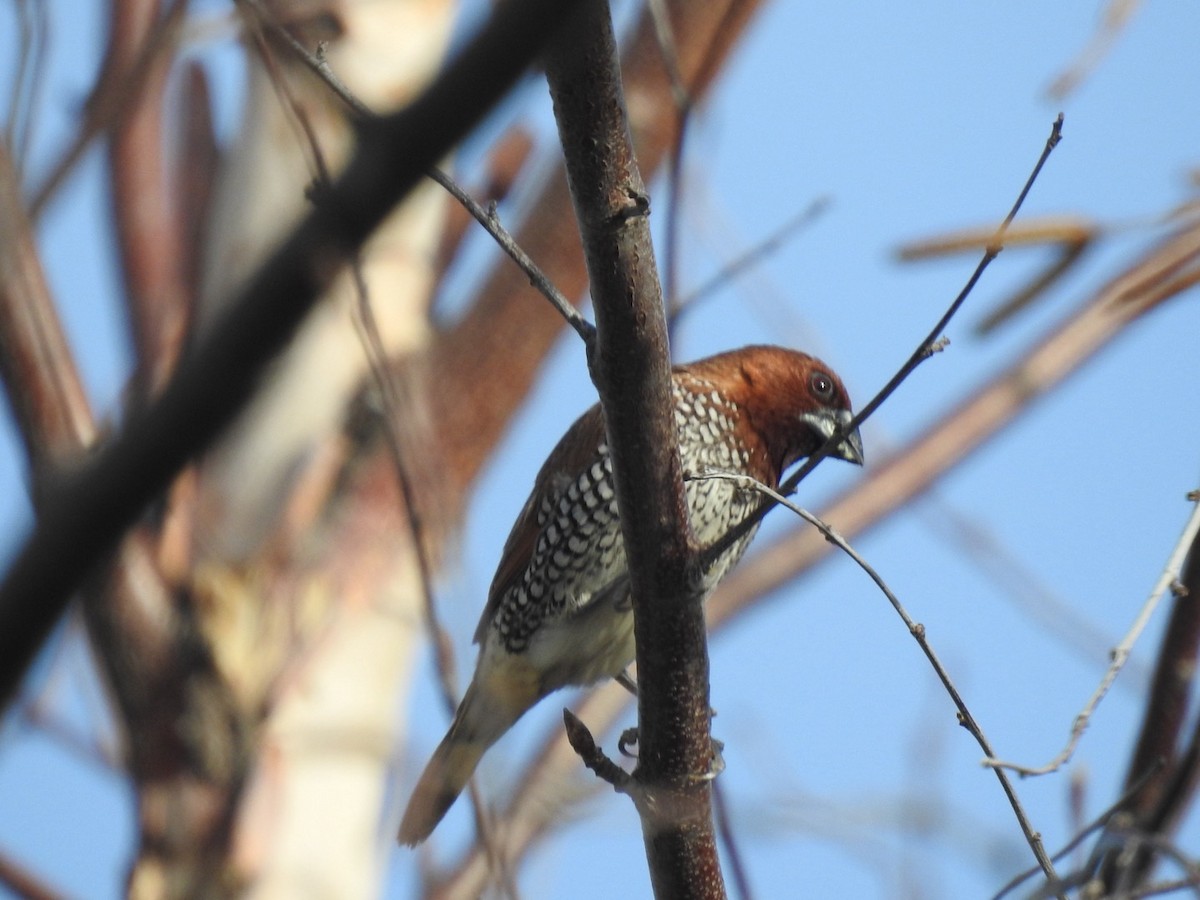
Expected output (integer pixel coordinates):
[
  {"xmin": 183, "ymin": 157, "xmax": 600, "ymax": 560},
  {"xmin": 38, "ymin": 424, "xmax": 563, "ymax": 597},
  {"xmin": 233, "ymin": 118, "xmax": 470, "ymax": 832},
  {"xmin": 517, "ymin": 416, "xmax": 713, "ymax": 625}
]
[{"xmin": 493, "ymin": 379, "xmax": 761, "ymax": 658}]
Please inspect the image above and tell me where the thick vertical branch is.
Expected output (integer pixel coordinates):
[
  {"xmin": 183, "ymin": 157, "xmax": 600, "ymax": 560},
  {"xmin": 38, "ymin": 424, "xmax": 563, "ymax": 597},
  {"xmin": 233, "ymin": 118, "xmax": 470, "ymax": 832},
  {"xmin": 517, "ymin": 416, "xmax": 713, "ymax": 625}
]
[{"xmin": 544, "ymin": 2, "xmax": 725, "ymax": 897}]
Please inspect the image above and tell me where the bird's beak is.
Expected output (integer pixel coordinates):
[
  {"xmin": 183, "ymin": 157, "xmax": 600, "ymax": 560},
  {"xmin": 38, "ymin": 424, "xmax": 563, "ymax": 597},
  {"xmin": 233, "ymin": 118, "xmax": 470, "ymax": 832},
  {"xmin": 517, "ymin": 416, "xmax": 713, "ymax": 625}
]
[{"xmin": 801, "ymin": 408, "xmax": 865, "ymax": 466}]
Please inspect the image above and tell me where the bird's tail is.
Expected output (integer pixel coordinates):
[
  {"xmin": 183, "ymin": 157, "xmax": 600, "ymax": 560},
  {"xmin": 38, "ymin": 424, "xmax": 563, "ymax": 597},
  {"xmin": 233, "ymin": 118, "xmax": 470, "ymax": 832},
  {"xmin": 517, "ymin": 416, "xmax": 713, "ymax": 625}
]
[{"xmin": 398, "ymin": 679, "xmax": 521, "ymax": 846}]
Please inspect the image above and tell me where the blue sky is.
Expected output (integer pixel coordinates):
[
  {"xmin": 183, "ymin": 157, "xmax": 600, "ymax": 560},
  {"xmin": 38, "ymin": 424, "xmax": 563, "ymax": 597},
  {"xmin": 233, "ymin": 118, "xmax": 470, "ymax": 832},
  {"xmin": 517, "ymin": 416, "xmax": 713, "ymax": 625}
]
[{"xmin": 3, "ymin": 1, "xmax": 1200, "ymax": 898}]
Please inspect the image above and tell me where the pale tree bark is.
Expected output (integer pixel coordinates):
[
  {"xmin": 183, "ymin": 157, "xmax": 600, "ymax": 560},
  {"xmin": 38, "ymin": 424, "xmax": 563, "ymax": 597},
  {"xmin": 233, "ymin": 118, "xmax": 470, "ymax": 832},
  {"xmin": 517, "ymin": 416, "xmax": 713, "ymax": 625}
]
[{"xmin": 188, "ymin": 2, "xmax": 454, "ymax": 895}]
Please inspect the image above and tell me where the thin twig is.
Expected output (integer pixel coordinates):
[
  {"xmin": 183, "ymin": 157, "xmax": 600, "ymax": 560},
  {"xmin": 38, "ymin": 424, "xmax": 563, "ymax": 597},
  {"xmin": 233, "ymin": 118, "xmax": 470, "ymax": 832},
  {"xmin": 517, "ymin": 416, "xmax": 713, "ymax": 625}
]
[
  {"xmin": 669, "ymin": 196, "xmax": 830, "ymax": 324},
  {"xmin": 702, "ymin": 114, "xmax": 1066, "ymax": 570},
  {"xmin": 28, "ymin": 0, "xmax": 188, "ymax": 218},
  {"xmin": 990, "ymin": 761, "xmax": 1165, "ymax": 900},
  {"xmin": 1035, "ymin": 828, "xmax": 1200, "ymax": 900},
  {"xmin": 984, "ymin": 490, "xmax": 1200, "ymax": 777},
  {"xmin": 241, "ymin": 0, "xmax": 596, "ymax": 347},
  {"xmin": 712, "ymin": 779, "xmax": 755, "ymax": 900},
  {"xmin": 691, "ymin": 470, "xmax": 1064, "ymax": 893},
  {"xmin": 648, "ymin": 0, "xmax": 693, "ymax": 320}
]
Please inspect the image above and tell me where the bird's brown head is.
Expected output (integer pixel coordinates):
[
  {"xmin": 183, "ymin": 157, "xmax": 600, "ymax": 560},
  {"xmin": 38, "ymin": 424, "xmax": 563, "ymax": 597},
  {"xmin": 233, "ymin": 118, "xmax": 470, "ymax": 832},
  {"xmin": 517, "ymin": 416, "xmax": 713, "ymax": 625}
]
[{"xmin": 682, "ymin": 345, "xmax": 863, "ymax": 483}]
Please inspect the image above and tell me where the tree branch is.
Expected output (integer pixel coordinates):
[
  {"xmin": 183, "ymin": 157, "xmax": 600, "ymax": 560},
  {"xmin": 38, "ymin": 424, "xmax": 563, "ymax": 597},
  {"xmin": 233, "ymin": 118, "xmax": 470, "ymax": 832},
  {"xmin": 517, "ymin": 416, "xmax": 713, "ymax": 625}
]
[
  {"xmin": 545, "ymin": 2, "xmax": 724, "ymax": 896},
  {"xmin": 107, "ymin": 0, "xmax": 191, "ymax": 398},
  {"xmin": 693, "ymin": 471, "xmax": 1062, "ymax": 890}
]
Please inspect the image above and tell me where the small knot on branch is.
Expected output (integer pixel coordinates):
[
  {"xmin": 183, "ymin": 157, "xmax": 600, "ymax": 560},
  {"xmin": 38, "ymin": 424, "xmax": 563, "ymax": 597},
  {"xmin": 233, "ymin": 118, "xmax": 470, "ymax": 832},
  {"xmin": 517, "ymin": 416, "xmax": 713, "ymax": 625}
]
[
  {"xmin": 921, "ymin": 336, "xmax": 951, "ymax": 360},
  {"xmin": 610, "ymin": 187, "xmax": 650, "ymax": 224}
]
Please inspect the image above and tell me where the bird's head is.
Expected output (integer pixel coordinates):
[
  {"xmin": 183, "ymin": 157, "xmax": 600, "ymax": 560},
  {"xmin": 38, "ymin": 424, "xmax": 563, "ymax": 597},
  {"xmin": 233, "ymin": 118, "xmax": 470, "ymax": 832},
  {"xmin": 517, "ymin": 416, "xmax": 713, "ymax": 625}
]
[{"xmin": 688, "ymin": 345, "xmax": 863, "ymax": 481}]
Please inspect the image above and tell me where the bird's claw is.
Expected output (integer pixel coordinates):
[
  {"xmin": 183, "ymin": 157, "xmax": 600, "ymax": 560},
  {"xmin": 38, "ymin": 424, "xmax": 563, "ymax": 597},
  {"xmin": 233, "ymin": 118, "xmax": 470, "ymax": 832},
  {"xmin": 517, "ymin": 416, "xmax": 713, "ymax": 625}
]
[{"xmin": 618, "ymin": 726, "xmax": 639, "ymax": 758}]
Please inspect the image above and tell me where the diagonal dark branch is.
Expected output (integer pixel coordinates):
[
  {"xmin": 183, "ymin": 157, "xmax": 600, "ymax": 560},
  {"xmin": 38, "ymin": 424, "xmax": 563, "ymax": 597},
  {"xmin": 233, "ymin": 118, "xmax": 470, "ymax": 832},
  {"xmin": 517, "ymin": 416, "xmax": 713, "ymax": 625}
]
[
  {"xmin": 545, "ymin": 1, "xmax": 725, "ymax": 896},
  {"xmin": 240, "ymin": 0, "xmax": 595, "ymax": 347},
  {"xmin": 0, "ymin": 0, "xmax": 587, "ymax": 714}
]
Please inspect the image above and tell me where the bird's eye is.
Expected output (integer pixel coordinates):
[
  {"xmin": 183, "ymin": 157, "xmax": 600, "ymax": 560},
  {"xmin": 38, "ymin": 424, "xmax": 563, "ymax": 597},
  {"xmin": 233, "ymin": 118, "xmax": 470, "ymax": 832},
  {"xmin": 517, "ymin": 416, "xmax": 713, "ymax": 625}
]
[{"xmin": 810, "ymin": 371, "xmax": 834, "ymax": 400}]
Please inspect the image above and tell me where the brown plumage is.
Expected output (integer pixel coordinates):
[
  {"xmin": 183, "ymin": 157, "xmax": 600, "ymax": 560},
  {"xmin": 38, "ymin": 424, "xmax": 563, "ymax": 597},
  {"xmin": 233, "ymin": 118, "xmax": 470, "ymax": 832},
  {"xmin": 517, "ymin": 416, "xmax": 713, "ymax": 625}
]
[{"xmin": 398, "ymin": 345, "xmax": 863, "ymax": 845}]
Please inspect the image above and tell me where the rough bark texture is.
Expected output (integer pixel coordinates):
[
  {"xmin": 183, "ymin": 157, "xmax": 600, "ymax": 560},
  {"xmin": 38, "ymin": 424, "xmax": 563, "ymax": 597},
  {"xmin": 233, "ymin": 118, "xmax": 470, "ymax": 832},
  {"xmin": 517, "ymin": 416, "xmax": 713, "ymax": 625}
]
[{"xmin": 545, "ymin": 1, "xmax": 725, "ymax": 896}]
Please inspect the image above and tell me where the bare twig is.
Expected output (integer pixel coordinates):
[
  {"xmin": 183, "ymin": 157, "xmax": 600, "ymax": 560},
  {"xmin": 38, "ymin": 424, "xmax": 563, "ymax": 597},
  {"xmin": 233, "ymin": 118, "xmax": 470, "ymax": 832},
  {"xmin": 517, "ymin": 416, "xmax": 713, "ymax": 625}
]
[
  {"xmin": 28, "ymin": 0, "xmax": 188, "ymax": 219},
  {"xmin": 703, "ymin": 115, "xmax": 1066, "ymax": 571},
  {"xmin": 691, "ymin": 470, "xmax": 1063, "ymax": 892},
  {"xmin": 991, "ymin": 762, "xmax": 1165, "ymax": 899},
  {"xmin": 984, "ymin": 491, "xmax": 1200, "ymax": 776},
  {"xmin": 670, "ymin": 196, "xmax": 830, "ymax": 324},
  {"xmin": 781, "ymin": 114, "xmax": 1065, "ymax": 489},
  {"xmin": 1091, "ymin": 489, "xmax": 1200, "ymax": 892},
  {"xmin": 240, "ymin": 0, "xmax": 596, "ymax": 347},
  {"xmin": 712, "ymin": 780, "xmax": 755, "ymax": 900},
  {"xmin": 434, "ymin": 129, "xmax": 534, "ymax": 279},
  {"xmin": 425, "ymin": 171, "xmax": 596, "ymax": 345}
]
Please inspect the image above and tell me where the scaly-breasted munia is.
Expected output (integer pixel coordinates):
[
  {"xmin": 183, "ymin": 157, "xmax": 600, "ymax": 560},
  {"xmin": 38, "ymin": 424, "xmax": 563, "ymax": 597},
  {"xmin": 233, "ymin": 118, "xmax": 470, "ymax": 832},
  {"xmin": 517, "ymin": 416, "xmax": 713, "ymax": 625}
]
[{"xmin": 399, "ymin": 345, "xmax": 863, "ymax": 844}]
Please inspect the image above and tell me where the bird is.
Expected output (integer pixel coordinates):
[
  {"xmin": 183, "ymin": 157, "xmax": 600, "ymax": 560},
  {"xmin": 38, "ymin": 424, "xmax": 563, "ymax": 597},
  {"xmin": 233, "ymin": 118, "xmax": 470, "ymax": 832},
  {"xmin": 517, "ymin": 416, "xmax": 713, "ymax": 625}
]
[{"xmin": 398, "ymin": 344, "xmax": 863, "ymax": 845}]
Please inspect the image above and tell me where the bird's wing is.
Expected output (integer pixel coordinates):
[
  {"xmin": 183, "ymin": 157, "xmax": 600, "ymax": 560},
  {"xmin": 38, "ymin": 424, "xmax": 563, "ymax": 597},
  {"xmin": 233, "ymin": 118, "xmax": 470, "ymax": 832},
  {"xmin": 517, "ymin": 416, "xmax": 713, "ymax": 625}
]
[{"xmin": 473, "ymin": 403, "xmax": 609, "ymax": 644}]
